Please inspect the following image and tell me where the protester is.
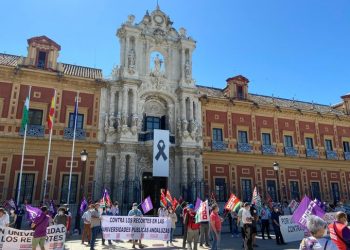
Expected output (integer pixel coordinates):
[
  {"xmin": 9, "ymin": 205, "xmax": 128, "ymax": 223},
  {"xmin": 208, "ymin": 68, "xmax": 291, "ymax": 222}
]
[
  {"xmin": 110, "ymin": 201, "xmax": 119, "ymax": 216},
  {"xmin": 63, "ymin": 204, "xmax": 72, "ymax": 235},
  {"xmin": 128, "ymin": 202, "xmax": 144, "ymax": 249},
  {"xmin": 0, "ymin": 207, "xmax": 9, "ymax": 227},
  {"xmin": 184, "ymin": 204, "xmax": 200, "ymax": 250},
  {"xmin": 260, "ymin": 204, "xmax": 272, "ymax": 240},
  {"xmin": 237, "ymin": 204, "xmax": 245, "ymax": 248},
  {"xmin": 271, "ymin": 206, "xmax": 286, "ymax": 245},
  {"xmin": 334, "ymin": 202, "xmax": 347, "ymax": 213},
  {"xmin": 53, "ymin": 207, "xmax": 67, "ymax": 226},
  {"xmin": 31, "ymin": 206, "xmax": 50, "ymax": 250},
  {"xmin": 299, "ymin": 215, "xmax": 337, "ymax": 250},
  {"xmin": 101, "ymin": 207, "xmax": 112, "ymax": 246},
  {"xmin": 282, "ymin": 201, "xmax": 291, "ymax": 215},
  {"xmin": 16, "ymin": 205, "xmax": 25, "ymax": 229},
  {"xmin": 230, "ymin": 210, "xmax": 240, "ymax": 238},
  {"xmin": 8, "ymin": 208, "xmax": 17, "ymax": 228},
  {"xmin": 210, "ymin": 203, "xmax": 222, "ymax": 250},
  {"xmin": 250, "ymin": 204, "xmax": 259, "ymax": 247},
  {"xmin": 167, "ymin": 206, "xmax": 177, "ymax": 247},
  {"xmin": 81, "ymin": 204, "xmax": 92, "ymax": 245},
  {"xmin": 158, "ymin": 206, "xmax": 168, "ymax": 217},
  {"xmin": 242, "ymin": 202, "xmax": 254, "ymax": 250},
  {"xmin": 328, "ymin": 211, "xmax": 350, "ymax": 249},
  {"xmin": 90, "ymin": 203, "xmax": 102, "ymax": 250},
  {"xmin": 182, "ymin": 203, "xmax": 189, "ymax": 249},
  {"xmin": 199, "ymin": 215, "xmax": 210, "ymax": 247}
]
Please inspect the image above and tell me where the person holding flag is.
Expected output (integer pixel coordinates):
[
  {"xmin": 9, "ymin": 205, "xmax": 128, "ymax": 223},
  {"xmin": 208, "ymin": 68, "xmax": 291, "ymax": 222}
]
[
  {"xmin": 184, "ymin": 204, "xmax": 200, "ymax": 250},
  {"xmin": 167, "ymin": 206, "xmax": 177, "ymax": 247},
  {"xmin": 31, "ymin": 206, "xmax": 50, "ymax": 250}
]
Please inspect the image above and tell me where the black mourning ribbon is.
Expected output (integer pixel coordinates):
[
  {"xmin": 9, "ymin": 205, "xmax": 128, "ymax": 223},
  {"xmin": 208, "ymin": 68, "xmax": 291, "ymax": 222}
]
[{"xmin": 155, "ymin": 140, "xmax": 167, "ymax": 161}]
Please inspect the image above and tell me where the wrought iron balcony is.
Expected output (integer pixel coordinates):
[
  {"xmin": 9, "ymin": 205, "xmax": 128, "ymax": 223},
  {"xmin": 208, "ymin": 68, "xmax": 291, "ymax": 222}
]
[
  {"xmin": 138, "ymin": 131, "xmax": 175, "ymax": 144},
  {"xmin": 306, "ymin": 149, "xmax": 319, "ymax": 159},
  {"xmin": 344, "ymin": 152, "xmax": 350, "ymax": 161},
  {"xmin": 212, "ymin": 141, "xmax": 228, "ymax": 151},
  {"xmin": 262, "ymin": 145, "xmax": 276, "ymax": 155},
  {"xmin": 63, "ymin": 128, "xmax": 86, "ymax": 140},
  {"xmin": 326, "ymin": 150, "xmax": 338, "ymax": 160},
  {"xmin": 237, "ymin": 143, "xmax": 252, "ymax": 153},
  {"xmin": 284, "ymin": 147, "xmax": 298, "ymax": 157},
  {"xmin": 19, "ymin": 125, "xmax": 44, "ymax": 137}
]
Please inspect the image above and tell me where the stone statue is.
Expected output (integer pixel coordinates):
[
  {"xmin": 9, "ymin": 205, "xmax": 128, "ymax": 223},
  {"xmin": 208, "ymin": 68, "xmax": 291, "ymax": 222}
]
[
  {"xmin": 153, "ymin": 54, "xmax": 163, "ymax": 75},
  {"xmin": 128, "ymin": 49, "xmax": 136, "ymax": 74}
]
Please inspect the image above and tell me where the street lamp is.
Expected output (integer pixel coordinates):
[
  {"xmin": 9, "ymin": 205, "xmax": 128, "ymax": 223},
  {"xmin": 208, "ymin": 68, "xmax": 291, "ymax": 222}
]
[
  {"xmin": 273, "ymin": 161, "xmax": 281, "ymax": 203},
  {"xmin": 75, "ymin": 149, "xmax": 88, "ymax": 233}
]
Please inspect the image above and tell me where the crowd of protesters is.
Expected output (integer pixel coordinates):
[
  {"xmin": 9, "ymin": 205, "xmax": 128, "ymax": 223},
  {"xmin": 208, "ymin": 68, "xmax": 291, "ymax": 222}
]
[{"xmin": 0, "ymin": 197, "xmax": 349, "ymax": 250}]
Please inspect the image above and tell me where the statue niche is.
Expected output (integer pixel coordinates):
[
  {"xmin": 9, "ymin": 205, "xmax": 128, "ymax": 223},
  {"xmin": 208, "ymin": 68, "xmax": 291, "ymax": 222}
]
[{"xmin": 150, "ymin": 51, "xmax": 166, "ymax": 87}]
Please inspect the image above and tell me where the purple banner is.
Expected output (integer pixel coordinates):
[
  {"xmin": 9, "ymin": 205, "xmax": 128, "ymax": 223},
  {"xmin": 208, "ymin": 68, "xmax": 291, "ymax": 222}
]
[
  {"xmin": 291, "ymin": 195, "xmax": 325, "ymax": 229},
  {"xmin": 194, "ymin": 197, "xmax": 202, "ymax": 212},
  {"xmin": 141, "ymin": 196, "xmax": 153, "ymax": 214},
  {"xmin": 25, "ymin": 205, "xmax": 42, "ymax": 221},
  {"xmin": 80, "ymin": 197, "xmax": 88, "ymax": 215}
]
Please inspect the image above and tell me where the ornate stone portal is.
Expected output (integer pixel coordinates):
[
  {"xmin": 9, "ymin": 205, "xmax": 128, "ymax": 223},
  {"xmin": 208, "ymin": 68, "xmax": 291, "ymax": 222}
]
[{"xmin": 96, "ymin": 6, "xmax": 203, "ymax": 210}]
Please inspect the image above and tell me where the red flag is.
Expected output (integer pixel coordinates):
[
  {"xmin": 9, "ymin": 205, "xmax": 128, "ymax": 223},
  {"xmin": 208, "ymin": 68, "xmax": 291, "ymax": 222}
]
[
  {"xmin": 172, "ymin": 198, "xmax": 179, "ymax": 210},
  {"xmin": 265, "ymin": 192, "xmax": 273, "ymax": 209},
  {"xmin": 166, "ymin": 190, "xmax": 173, "ymax": 204},
  {"xmin": 224, "ymin": 193, "xmax": 241, "ymax": 211},
  {"xmin": 210, "ymin": 192, "xmax": 216, "ymax": 204},
  {"xmin": 47, "ymin": 94, "xmax": 55, "ymax": 130},
  {"xmin": 160, "ymin": 189, "xmax": 167, "ymax": 208}
]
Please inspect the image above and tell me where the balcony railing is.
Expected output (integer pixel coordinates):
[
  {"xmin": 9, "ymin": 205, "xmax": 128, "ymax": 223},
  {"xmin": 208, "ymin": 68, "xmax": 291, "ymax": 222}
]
[
  {"xmin": 19, "ymin": 125, "xmax": 45, "ymax": 137},
  {"xmin": 262, "ymin": 145, "xmax": 276, "ymax": 155},
  {"xmin": 344, "ymin": 152, "xmax": 350, "ymax": 161},
  {"xmin": 138, "ymin": 131, "xmax": 175, "ymax": 144},
  {"xmin": 63, "ymin": 128, "xmax": 86, "ymax": 140},
  {"xmin": 306, "ymin": 149, "xmax": 319, "ymax": 159},
  {"xmin": 326, "ymin": 150, "xmax": 338, "ymax": 160},
  {"xmin": 284, "ymin": 147, "xmax": 298, "ymax": 157},
  {"xmin": 237, "ymin": 143, "xmax": 252, "ymax": 153},
  {"xmin": 212, "ymin": 141, "xmax": 228, "ymax": 151}
]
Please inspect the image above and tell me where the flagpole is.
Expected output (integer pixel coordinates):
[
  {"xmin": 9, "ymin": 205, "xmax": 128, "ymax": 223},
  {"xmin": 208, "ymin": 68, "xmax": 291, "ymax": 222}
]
[
  {"xmin": 67, "ymin": 92, "xmax": 79, "ymax": 205},
  {"xmin": 42, "ymin": 89, "xmax": 56, "ymax": 202},
  {"xmin": 17, "ymin": 86, "xmax": 32, "ymax": 205}
]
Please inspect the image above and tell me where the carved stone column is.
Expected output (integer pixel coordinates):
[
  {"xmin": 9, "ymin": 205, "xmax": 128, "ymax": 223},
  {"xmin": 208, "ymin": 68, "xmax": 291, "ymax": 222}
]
[
  {"xmin": 109, "ymin": 89, "xmax": 115, "ymax": 131},
  {"xmin": 104, "ymin": 156, "xmax": 112, "ymax": 190},
  {"xmin": 182, "ymin": 157, "xmax": 188, "ymax": 186},
  {"xmin": 122, "ymin": 87, "xmax": 128, "ymax": 126},
  {"xmin": 131, "ymin": 89, "xmax": 138, "ymax": 134}
]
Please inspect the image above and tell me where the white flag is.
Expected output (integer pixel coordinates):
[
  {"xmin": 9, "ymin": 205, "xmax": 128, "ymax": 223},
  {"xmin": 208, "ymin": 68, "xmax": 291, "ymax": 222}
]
[{"xmin": 153, "ymin": 129, "xmax": 169, "ymax": 177}]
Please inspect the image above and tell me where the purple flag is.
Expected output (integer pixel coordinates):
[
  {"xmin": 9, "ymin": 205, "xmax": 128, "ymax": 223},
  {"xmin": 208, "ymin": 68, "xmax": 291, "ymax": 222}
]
[
  {"xmin": 194, "ymin": 197, "xmax": 202, "ymax": 212},
  {"xmin": 25, "ymin": 205, "xmax": 42, "ymax": 221},
  {"xmin": 291, "ymin": 195, "xmax": 325, "ymax": 229},
  {"xmin": 49, "ymin": 200, "xmax": 56, "ymax": 215},
  {"xmin": 80, "ymin": 197, "xmax": 88, "ymax": 215},
  {"xmin": 141, "ymin": 196, "xmax": 153, "ymax": 214}
]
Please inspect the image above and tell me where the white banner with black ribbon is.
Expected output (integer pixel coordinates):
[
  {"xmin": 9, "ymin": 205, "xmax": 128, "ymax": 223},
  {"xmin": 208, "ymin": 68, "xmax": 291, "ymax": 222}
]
[{"xmin": 153, "ymin": 129, "xmax": 169, "ymax": 177}]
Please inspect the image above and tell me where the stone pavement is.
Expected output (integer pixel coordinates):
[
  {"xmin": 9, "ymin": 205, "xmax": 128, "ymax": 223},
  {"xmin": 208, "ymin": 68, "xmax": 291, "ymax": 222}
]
[{"xmin": 64, "ymin": 234, "xmax": 300, "ymax": 250}]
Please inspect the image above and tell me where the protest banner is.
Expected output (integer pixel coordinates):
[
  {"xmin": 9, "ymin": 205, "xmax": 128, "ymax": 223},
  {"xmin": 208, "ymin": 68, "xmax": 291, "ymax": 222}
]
[
  {"xmin": 101, "ymin": 216, "xmax": 171, "ymax": 241},
  {"xmin": 195, "ymin": 200, "xmax": 209, "ymax": 223},
  {"xmin": 279, "ymin": 215, "xmax": 304, "ymax": 243},
  {"xmin": 0, "ymin": 225, "xmax": 66, "ymax": 250}
]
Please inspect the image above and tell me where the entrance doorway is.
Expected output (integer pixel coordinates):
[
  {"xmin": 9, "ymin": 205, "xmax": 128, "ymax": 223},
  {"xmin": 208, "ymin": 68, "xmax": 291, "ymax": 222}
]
[{"xmin": 142, "ymin": 172, "xmax": 167, "ymax": 215}]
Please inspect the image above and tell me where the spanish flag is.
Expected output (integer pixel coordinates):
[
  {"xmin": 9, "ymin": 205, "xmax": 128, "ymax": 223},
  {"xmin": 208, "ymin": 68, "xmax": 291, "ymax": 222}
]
[{"xmin": 47, "ymin": 94, "xmax": 55, "ymax": 130}]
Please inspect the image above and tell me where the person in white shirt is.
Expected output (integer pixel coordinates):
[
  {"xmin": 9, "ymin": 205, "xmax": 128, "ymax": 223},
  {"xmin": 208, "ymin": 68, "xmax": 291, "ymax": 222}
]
[
  {"xmin": 81, "ymin": 205, "xmax": 92, "ymax": 245},
  {"xmin": 242, "ymin": 203, "xmax": 253, "ymax": 250},
  {"xmin": 0, "ymin": 207, "xmax": 10, "ymax": 227},
  {"xmin": 158, "ymin": 207, "xmax": 168, "ymax": 217}
]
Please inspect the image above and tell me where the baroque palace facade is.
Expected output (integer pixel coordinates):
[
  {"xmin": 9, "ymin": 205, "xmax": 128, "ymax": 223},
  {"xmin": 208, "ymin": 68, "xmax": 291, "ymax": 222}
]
[
  {"xmin": 0, "ymin": 6, "xmax": 349, "ymax": 208},
  {"xmin": 0, "ymin": 36, "xmax": 104, "ymax": 204},
  {"xmin": 198, "ymin": 76, "xmax": 350, "ymax": 204}
]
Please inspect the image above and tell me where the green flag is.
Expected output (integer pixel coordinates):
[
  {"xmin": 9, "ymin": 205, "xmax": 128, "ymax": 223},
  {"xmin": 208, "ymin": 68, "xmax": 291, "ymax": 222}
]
[{"xmin": 21, "ymin": 97, "xmax": 30, "ymax": 130}]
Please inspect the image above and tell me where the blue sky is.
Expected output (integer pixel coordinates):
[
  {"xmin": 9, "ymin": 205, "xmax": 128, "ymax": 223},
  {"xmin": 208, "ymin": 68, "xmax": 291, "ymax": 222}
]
[{"xmin": 1, "ymin": 0, "xmax": 349, "ymax": 105}]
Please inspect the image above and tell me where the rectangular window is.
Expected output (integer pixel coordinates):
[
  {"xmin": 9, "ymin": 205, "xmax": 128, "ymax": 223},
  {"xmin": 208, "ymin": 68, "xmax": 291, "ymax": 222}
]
[
  {"xmin": 325, "ymin": 139, "xmax": 333, "ymax": 151},
  {"xmin": 331, "ymin": 182, "xmax": 340, "ymax": 204},
  {"xmin": 145, "ymin": 116, "xmax": 161, "ymax": 131},
  {"xmin": 213, "ymin": 128, "xmax": 223, "ymax": 142},
  {"xmin": 37, "ymin": 51, "xmax": 47, "ymax": 69},
  {"xmin": 241, "ymin": 179, "xmax": 252, "ymax": 202},
  {"xmin": 69, "ymin": 113, "xmax": 84, "ymax": 129},
  {"xmin": 237, "ymin": 86, "xmax": 244, "ymax": 99},
  {"xmin": 284, "ymin": 135, "xmax": 293, "ymax": 147},
  {"xmin": 262, "ymin": 133, "xmax": 271, "ymax": 146},
  {"xmin": 238, "ymin": 130, "xmax": 248, "ymax": 144},
  {"xmin": 28, "ymin": 109, "xmax": 43, "ymax": 126},
  {"xmin": 311, "ymin": 182, "xmax": 321, "ymax": 200},
  {"xmin": 290, "ymin": 181, "xmax": 300, "ymax": 200},
  {"xmin": 305, "ymin": 138, "xmax": 314, "ymax": 150},
  {"xmin": 343, "ymin": 141, "xmax": 350, "ymax": 152},
  {"xmin": 214, "ymin": 178, "xmax": 226, "ymax": 202},
  {"xmin": 16, "ymin": 173, "xmax": 35, "ymax": 204},
  {"xmin": 266, "ymin": 180, "xmax": 277, "ymax": 202},
  {"xmin": 60, "ymin": 174, "xmax": 78, "ymax": 204}
]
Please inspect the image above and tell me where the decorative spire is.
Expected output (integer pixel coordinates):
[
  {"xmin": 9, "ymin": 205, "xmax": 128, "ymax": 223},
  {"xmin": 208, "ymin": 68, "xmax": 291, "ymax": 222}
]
[{"xmin": 156, "ymin": 0, "xmax": 160, "ymax": 10}]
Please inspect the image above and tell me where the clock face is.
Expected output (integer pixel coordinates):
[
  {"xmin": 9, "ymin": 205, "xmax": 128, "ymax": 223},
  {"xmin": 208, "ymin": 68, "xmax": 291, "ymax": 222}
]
[{"xmin": 154, "ymin": 15, "xmax": 164, "ymax": 24}]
